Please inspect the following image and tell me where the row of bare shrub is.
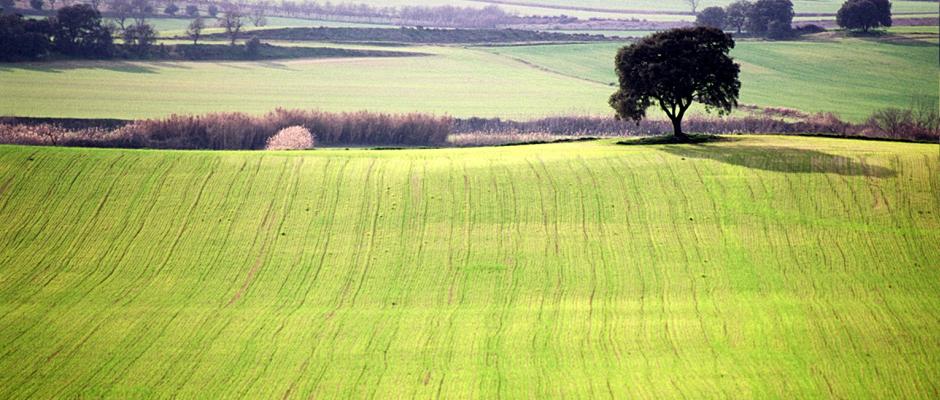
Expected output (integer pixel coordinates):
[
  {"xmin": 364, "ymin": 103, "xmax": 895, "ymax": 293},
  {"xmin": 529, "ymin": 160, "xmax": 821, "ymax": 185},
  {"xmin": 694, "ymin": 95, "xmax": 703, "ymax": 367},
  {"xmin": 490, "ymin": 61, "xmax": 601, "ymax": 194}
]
[
  {"xmin": 453, "ymin": 108, "xmax": 939, "ymax": 143},
  {"xmin": 1, "ymin": 103, "xmax": 936, "ymax": 149},
  {"xmin": 0, "ymin": 109, "xmax": 452, "ymax": 149}
]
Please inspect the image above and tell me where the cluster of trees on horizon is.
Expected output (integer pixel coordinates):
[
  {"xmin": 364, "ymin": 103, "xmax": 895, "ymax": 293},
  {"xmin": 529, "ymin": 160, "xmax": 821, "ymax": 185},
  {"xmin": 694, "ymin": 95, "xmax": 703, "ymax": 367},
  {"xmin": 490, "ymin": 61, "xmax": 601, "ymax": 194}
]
[
  {"xmin": 1, "ymin": 0, "xmax": 580, "ymax": 29},
  {"xmin": 695, "ymin": 0, "xmax": 797, "ymax": 39}
]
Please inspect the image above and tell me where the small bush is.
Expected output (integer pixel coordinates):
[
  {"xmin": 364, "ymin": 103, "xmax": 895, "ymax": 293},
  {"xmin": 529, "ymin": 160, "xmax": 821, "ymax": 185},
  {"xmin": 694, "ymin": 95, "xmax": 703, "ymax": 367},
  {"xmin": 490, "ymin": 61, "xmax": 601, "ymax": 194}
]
[{"xmin": 266, "ymin": 126, "xmax": 315, "ymax": 150}]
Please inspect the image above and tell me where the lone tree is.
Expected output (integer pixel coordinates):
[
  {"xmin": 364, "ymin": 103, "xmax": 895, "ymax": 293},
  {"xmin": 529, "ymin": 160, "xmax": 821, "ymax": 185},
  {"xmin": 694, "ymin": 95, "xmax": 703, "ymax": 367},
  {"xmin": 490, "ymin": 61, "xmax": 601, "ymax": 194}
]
[
  {"xmin": 53, "ymin": 4, "xmax": 114, "ymax": 57},
  {"xmin": 837, "ymin": 0, "xmax": 891, "ymax": 32},
  {"xmin": 186, "ymin": 16, "xmax": 203, "ymax": 44},
  {"xmin": 610, "ymin": 27, "xmax": 740, "ymax": 140},
  {"xmin": 122, "ymin": 22, "xmax": 156, "ymax": 56},
  {"xmin": 163, "ymin": 3, "xmax": 178, "ymax": 16},
  {"xmin": 696, "ymin": 6, "xmax": 727, "ymax": 29},
  {"xmin": 219, "ymin": 4, "xmax": 243, "ymax": 45}
]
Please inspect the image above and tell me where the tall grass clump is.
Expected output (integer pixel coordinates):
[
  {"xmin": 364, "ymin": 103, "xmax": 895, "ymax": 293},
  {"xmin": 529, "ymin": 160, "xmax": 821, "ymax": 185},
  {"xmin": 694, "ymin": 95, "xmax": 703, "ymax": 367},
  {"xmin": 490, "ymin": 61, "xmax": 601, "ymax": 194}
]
[{"xmin": 266, "ymin": 126, "xmax": 315, "ymax": 150}]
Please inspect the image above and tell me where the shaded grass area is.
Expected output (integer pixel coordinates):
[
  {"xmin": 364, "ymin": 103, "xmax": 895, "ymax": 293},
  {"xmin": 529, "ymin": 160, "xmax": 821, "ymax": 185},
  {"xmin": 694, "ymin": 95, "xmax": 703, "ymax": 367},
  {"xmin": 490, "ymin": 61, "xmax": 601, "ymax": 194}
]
[
  {"xmin": 197, "ymin": 26, "xmax": 614, "ymax": 44},
  {"xmin": 617, "ymin": 134, "xmax": 729, "ymax": 145},
  {"xmin": 0, "ymin": 136, "xmax": 938, "ymax": 397}
]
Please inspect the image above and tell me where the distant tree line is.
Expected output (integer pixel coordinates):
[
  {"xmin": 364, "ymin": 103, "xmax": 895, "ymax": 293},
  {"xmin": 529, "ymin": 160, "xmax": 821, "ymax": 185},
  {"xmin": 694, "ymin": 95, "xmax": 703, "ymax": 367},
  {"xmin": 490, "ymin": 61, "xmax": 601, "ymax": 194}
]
[
  {"xmin": 0, "ymin": 1, "xmax": 265, "ymax": 61},
  {"xmin": 199, "ymin": 26, "xmax": 615, "ymax": 45},
  {"xmin": 697, "ymin": 0, "xmax": 892, "ymax": 38},
  {"xmin": 1, "ymin": 5, "xmax": 112, "ymax": 60}
]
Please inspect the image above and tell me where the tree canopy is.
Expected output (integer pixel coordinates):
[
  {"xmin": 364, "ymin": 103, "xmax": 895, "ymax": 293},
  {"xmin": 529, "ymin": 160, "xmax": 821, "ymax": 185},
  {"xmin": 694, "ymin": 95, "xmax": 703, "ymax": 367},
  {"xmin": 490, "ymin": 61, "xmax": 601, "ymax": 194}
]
[
  {"xmin": 0, "ymin": 14, "xmax": 52, "ymax": 60},
  {"xmin": 725, "ymin": 0, "xmax": 751, "ymax": 33},
  {"xmin": 696, "ymin": 6, "xmax": 727, "ymax": 29},
  {"xmin": 610, "ymin": 27, "xmax": 740, "ymax": 140},
  {"xmin": 52, "ymin": 4, "xmax": 113, "ymax": 57},
  {"xmin": 837, "ymin": 0, "xmax": 891, "ymax": 32},
  {"xmin": 746, "ymin": 0, "xmax": 794, "ymax": 38}
]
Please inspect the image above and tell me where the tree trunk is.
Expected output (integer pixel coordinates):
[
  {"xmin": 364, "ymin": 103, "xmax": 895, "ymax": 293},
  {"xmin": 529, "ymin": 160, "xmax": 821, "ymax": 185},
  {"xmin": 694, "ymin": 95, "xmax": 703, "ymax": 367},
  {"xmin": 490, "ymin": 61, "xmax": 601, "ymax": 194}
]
[{"xmin": 670, "ymin": 116, "xmax": 688, "ymax": 141}]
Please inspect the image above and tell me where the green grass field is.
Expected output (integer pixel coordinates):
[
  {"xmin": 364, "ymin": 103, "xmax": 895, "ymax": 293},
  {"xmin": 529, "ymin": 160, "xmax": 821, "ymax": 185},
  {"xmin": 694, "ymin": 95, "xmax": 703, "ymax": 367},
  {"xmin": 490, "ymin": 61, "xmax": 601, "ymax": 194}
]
[
  {"xmin": 0, "ymin": 136, "xmax": 938, "ymax": 397},
  {"xmin": 2, "ymin": 36, "xmax": 935, "ymax": 121},
  {"xmin": 0, "ymin": 45, "xmax": 612, "ymax": 120},
  {"xmin": 482, "ymin": 35, "xmax": 940, "ymax": 121}
]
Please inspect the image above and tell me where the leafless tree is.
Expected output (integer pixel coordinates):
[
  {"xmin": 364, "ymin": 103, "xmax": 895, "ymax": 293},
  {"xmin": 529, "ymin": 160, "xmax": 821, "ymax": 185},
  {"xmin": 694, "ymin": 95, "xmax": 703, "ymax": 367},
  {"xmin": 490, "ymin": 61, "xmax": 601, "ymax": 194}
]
[
  {"xmin": 187, "ymin": 16, "xmax": 204, "ymax": 44},
  {"xmin": 686, "ymin": 0, "xmax": 701, "ymax": 14},
  {"xmin": 219, "ymin": 5, "xmax": 244, "ymax": 45},
  {"xmin": 109, "ymin": 0, "xmax": 132, "ymax": 31},
  {"xmin": 248, "ymin": 2, "xmax": 267, "ymax": 27},
  {"xmin": 131, "ymin": 0, "xmax": 152, "ymax": 26}
]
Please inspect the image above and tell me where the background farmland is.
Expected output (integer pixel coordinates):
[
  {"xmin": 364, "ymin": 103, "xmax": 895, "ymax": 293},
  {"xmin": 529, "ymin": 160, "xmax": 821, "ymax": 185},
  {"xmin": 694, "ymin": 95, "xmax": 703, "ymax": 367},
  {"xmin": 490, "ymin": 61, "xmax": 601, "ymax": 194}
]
[{"xmin": 0, "ymin": 136, "xmax": 938, "ymax": 397}]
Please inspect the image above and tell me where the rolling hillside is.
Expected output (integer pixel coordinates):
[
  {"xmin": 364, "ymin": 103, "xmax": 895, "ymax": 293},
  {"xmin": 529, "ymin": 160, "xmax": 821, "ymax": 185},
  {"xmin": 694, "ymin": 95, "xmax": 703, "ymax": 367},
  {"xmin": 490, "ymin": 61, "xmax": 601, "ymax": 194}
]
[{"xmin": 0, "ymin": 136, "xmax": 938, "ymax": 397}]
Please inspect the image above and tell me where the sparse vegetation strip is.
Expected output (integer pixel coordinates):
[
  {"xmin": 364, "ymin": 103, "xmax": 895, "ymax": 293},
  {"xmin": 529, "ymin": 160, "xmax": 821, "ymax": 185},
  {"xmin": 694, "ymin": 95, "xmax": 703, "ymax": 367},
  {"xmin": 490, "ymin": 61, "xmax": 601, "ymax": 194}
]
[{"xmin": 197, "ymin": 26, "xmax": 616, "ymax": 44}]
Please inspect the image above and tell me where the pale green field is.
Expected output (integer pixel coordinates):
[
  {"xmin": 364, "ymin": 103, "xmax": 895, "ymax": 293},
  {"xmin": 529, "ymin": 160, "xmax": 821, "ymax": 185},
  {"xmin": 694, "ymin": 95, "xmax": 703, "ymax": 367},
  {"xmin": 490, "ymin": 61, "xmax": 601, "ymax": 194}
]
[
  {"xmin": 0, "ymin": 46, "xmax": 612, "ymax": 120},
  {"xmin": 0, "ymin": 136, "xmax": 938, "ymax": 397},
  {"xmin": 480, "ymin": 36, "xmax": 940, "ymax": 121}
]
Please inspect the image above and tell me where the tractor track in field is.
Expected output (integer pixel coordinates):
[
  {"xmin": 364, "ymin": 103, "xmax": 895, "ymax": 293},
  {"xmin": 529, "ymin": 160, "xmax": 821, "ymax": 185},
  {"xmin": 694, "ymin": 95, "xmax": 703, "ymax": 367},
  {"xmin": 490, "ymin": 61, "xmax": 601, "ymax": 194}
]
[{"xmin": 483, "ymin": 49, "xmax": 613, "ymax": 87}]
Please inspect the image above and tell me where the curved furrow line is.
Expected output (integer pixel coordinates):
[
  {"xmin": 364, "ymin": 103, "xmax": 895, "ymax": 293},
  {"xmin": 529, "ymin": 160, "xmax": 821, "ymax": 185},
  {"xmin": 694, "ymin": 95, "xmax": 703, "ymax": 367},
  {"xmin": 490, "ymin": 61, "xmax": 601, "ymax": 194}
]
[
  {"xmin": 137, "ymin": 156, "xmax": 222, "ymax": 292},
  {"xmin": 40, "ymin": 155, "xmax": 147, "ymax": 299},
  {"xmin": 349, "ymin": 163, "xmax": 387, "ymax": 306},
  {"xmin": 576, "ymin": 156, "xmax": 619, "ymax": 370},
  {"xmin": 612, "ymin": 155, "xmax": 654, "ymax": 375},
  {"xmin": 330, "ymin": 158, "xmax": 377, "ymax": 309},
  {"xmin": 534, "ymin": 156, "xmax": 567, "ymax": 369},
  {"xmin": 642, "ymin": 152, "xmax": 688, "ymax": 362},
  {"xmin": 225, "ymin": 157, "xmax": 294, "ymax": 306},
  {"xmin": 0, "ymin": 149, "xmax": 45, "ymax": 216},
  {"xmin": 0, "ymin": 155, "xmax": 139, "ymax": 356},
  {"xmin": 0, "ymin": 154, "xmax": 87, "ymax": 279},
  {"xmin": 662, "ymin": 154, "xmax": 722, "ymax": 370},
  {"xmin": 302, "ymin": 159, "xmax": 381, "ymax": 395},
  {"xmin": 567, "ymin": 158, "xmax": 598, "ymax": 366},
  {"xmin": 89, "ymin": 156, "xmax": 185, "ymax": 287},
  {"xmin": 296, "ymin": 158, "xmax": 350, "ymax": 303}
]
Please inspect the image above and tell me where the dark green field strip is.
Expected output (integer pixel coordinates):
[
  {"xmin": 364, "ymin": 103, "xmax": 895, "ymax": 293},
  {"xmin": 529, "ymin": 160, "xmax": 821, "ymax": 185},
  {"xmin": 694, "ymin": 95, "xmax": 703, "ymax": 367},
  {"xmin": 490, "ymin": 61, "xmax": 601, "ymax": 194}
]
[{"xmin": 0, "ymin": 137, "xmax": 937, "ymax": 397}]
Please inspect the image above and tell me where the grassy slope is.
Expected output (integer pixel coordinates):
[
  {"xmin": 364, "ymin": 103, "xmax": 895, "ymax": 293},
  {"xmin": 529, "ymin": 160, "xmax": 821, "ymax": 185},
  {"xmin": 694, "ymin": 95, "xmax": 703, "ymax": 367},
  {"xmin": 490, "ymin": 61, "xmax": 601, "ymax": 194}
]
[
  {"xmin": 481, "ymin": 36, "xmax": 940, "ymax": 121},
  {"xmin": 0, "ymin": 136, "xmax": 938, "ymax": 398}
]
